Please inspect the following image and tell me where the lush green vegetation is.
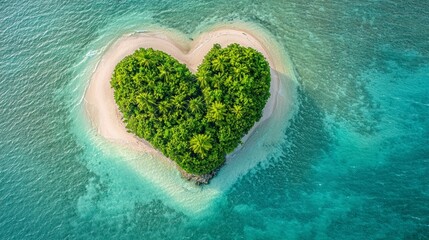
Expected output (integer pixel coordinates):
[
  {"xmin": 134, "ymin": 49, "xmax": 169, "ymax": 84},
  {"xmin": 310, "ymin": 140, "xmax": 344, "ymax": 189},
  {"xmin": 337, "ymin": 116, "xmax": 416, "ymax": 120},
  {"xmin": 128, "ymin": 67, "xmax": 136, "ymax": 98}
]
[{"xmin": 111, "ymin": 44, "xmax": 271, "ymax": 175}]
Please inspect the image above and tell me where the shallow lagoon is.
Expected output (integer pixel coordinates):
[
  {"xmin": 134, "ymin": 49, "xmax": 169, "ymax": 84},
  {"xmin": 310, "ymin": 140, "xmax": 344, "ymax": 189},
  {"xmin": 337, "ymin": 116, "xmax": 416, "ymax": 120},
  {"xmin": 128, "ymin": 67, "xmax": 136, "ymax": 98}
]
[{"xmin": 0, "ymin": 1, "xmax": 428, "ymax": 239}]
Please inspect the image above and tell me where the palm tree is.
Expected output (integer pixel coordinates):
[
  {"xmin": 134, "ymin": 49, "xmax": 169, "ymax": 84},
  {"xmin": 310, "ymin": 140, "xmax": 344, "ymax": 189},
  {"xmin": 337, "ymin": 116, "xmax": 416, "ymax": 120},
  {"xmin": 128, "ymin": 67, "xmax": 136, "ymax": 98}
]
[
  {"xmin": 212, "ymin": 89, "xmax": 222, "ymax": 102},
  {"xmin": 212, "ymin": 56, "xmax": 224, "ymax": 72},
  {"xmin": 233, "ymin": 64, "xmax": 247, "ymax": 76},
  {"xmin": 153, "ymin": 83, "xmax": 164, "ymax": 100},
  {"xmin": 158, "ymin": 101, "xmax": 169, "ymax": 115},
  {"xmin": 232, "ymin": 105, "xmax": 243, "ymax": 119},
  {"xmin": 197, "ymin": 75, "xmax": 209, "ymax": 88},
  {"xmin": 136, "ymin": 92, "xmax": 154, "ymax": 110},
  {"xmin": 224, "ymin": 75, "xmax": 233, "ymax": 87},
  {"xmin": 213, "ymin": 73, "xmax": 223, "ymax": 88},
  {"xmin": 157, "ymin": 65, "xmax": 169, "ymax": 80},
  {"xmin": 207, "ymin": 101, "xmax": 226, "ymax": 122},
  {"xmin": 190, "ymin": 134, "xmax": 212, "ymax": 157},
  {"xmin": 172, "ymin": 95, "xmax": 184, "ymax": 110},
  {"xmin": 243, "ymin": 47, "xmax": 254, "ymax": 60},
  {"xmin": 140, "ymin": 56, "xmax": 151, "ymax": 68},
  {"xmin": 189, "ymin": 97, "xmax": 204, "ymax": 114}
]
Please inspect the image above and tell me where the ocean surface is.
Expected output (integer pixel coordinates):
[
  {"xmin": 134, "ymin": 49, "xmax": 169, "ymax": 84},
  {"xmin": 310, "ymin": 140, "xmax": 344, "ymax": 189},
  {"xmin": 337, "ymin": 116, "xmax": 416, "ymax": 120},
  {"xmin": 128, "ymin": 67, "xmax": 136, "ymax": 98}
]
[{"xmin": 1, "ymin": 1, "xmax": 428, "ymax": 239}]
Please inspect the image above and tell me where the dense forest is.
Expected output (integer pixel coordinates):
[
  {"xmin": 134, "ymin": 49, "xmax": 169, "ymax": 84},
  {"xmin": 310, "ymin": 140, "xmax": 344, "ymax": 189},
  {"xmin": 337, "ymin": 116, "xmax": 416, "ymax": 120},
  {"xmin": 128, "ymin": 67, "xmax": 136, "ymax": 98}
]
[{"xmin": 111, "ymin": 43, "xmax": 271, "ymax": 175}]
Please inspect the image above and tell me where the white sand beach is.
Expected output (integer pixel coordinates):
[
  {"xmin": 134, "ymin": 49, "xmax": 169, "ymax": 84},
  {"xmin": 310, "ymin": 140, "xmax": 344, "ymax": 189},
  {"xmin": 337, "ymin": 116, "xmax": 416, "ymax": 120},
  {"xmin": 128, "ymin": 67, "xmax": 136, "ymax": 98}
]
[{"xmin": 84, "ymin": 25, "xmax": 291, "ymax": 174}]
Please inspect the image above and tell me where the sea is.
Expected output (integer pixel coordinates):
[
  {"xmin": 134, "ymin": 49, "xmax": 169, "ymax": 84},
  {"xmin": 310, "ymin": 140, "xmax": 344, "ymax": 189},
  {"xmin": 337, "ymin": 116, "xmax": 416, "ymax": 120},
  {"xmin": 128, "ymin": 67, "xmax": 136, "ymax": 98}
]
[{"xmin": 0, "ymin": 1, "xmax": 428, "ymax": 239}]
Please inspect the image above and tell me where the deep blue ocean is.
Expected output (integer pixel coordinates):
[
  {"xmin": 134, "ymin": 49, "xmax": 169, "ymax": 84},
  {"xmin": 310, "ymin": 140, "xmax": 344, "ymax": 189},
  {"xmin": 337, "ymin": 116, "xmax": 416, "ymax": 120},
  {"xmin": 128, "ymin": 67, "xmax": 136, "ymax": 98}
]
[{"xmin": 1, "ymin": 1, "xmax": 428, "ymax": 239}]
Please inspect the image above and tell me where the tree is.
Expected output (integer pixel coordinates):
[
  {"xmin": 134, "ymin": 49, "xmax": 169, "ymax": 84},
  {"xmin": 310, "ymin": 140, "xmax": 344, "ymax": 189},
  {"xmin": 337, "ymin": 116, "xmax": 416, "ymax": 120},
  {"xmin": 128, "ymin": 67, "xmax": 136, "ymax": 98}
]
[
  {"xmin": 189, "ymin": 97, "xmax": 204, "ymax": 114},
  {"xmin": 190, "ymin": 134, "xmax": 212, "ymax": 158},
  {"xmin": 207, "ymin": 101, "xmax": 226, "ymax": 122},
  {"xmin": 232, "ymin": 105, "xmax": 243, "ymax": 119},
  {"xmin": 211, "ymin": 56, "xmax": 224, "ymax": 72}
]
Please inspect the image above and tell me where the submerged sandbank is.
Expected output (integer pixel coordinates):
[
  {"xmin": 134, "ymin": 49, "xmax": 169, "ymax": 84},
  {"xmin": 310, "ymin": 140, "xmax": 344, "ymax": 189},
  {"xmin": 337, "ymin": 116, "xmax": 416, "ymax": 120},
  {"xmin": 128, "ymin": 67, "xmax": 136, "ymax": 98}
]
[{"xmin": 84, "ymin": 24, "xmax": 293, "ymax": 183}]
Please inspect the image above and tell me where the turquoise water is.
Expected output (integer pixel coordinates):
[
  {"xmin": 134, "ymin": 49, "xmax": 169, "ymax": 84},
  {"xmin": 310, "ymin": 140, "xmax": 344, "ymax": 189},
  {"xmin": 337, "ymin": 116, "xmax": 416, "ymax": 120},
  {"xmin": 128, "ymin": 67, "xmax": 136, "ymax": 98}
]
[{"xmin": 1, "ymin": 1, "xmax": 428, "ymax": 239}]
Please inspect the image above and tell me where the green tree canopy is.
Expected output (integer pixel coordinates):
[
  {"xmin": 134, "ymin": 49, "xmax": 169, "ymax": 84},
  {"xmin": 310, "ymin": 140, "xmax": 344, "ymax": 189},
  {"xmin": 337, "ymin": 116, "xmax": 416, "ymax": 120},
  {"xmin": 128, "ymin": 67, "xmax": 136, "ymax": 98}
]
[{"xmin": 111, "ymin": 44, "xmax": 271, "ymax": 176}]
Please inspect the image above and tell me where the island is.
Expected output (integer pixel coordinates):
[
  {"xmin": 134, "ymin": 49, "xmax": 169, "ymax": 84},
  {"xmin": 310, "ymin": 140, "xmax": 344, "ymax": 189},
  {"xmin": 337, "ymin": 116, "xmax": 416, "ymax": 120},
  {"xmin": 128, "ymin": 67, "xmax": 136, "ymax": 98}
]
[
  {"xmin": 110, "ymin": 43, "xmax": 270, "ymax": 183},
  {"xmin": 84, "ymin": 26, "xmax": 288, "ymax": 185}
]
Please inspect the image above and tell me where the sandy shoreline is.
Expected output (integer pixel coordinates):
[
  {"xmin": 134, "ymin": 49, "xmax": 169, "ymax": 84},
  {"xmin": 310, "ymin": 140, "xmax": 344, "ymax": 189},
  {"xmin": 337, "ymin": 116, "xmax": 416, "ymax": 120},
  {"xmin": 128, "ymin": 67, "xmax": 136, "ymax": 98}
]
[{"xmin": 84, "ymin": 25, "xmax": 289, "ymax": 177}]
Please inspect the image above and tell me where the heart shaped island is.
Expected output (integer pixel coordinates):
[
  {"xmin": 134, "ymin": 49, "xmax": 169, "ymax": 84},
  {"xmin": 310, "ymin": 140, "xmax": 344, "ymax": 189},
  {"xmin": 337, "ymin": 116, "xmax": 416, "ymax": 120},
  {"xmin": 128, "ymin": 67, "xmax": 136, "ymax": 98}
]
[{"xmin": 85, "ymin": 25, "xmax": 287, "ymax": 184}]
